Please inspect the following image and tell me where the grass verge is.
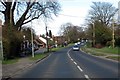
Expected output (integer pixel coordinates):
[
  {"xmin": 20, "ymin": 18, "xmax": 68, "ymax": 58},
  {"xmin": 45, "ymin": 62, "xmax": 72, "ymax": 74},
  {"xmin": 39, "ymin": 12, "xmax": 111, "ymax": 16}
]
[
  {"xmin": 88, "ymin": 47, "xmax": 119, "ymax": 55},
  {"xmin": 29, "ymin": 53, "xmax": 48, "ymax": 61},
  {"xmin": 2, "ymin": 58, "xmax": 19, "ymax": 64},
  {"xmin": 81, "ymin": 46, "xmax": 120, "ymax": 61},
  {"xmin": 51, "ymin": 43, "xmax": 74, "ymax": 52},
  {"xmin": 106, "ymin": 56, "xmax": 120, "ymax": 62}
]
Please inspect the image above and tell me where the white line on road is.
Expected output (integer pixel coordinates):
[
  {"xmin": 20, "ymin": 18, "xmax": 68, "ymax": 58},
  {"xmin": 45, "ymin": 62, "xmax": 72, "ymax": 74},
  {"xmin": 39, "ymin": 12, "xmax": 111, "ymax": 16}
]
[
  {"xmin": 84, "ymin": 75, "xmax": 90, "ymax": 80},
  {"xmin": 68, "ymin": 54, "xmax": 70, "ymax": 57},
  {"xmin": 67, "ymin": 48, "xmax": 91, "ymax": 80},
  {"xmin": 77, "ymin": 66, "xmax": 83, "ymax": 72},
  {"xmin": 71, "ymin": 59, "xmax": 73, "ymax": 61},
  {"xmin": 73, "ymin": 62, "xmax": 77, "ymax": 65}
]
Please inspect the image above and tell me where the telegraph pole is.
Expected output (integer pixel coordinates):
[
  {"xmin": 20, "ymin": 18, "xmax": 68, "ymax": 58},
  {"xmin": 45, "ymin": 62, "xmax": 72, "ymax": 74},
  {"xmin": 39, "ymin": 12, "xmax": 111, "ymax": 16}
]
[
  {"xmin": 112, "ymin": 18, "xmax": 115, "ymax": 48},
  {"xmin": 93, "ymin": 23, "xmax": 95, "ymax": 47},
  {"xmin": 30, "ymin": 9, "xmax": 34, "ymax": 58},
  {"xmin": 45, "ymin": 24, "xmax": 49, "ymax": 52}
]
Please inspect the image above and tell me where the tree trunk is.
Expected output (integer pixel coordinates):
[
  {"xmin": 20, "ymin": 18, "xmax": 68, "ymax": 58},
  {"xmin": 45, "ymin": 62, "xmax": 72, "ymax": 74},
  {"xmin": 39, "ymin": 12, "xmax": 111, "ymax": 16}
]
[{"xmin": 4, "ymin": 2, "xmax": 12, "ymax": 27}]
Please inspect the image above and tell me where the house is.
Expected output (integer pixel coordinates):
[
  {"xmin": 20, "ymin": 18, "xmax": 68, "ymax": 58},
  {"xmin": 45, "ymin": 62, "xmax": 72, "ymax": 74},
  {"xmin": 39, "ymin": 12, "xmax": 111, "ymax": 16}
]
[
  {"xmin": 53, "ymin": 36, "xmax": 66, "ymax": 46},
  {"xmin": 34, "ymin": 36, "xmax": 47, "ymax": 48}
]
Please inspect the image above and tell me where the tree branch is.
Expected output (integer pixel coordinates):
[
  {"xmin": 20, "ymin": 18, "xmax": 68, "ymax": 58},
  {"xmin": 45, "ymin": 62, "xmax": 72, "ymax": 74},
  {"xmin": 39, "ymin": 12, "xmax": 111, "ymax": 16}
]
[
  {"xmin": 25, "ymin": 14, "xmax": 31, "ymax": 20},
  {"xmin": 1, "ymin": 2, "xmax": 6, "ymax": 7},
  {"xmin": 23, "ymin": 13, "xmax": 42, "ymax": 24},
  {"xmin": 15, "ymin": 2, "xmax": 36, "ymax": 28},
  {"xmin": 12, "ymin": 2, "xmax": 16, "ymax": 12}
]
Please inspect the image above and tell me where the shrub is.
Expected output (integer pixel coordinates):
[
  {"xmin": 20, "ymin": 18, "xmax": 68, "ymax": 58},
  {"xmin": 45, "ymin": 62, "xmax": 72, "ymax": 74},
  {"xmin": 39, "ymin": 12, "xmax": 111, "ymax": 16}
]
[
  {"xmin": 94, "ymin": 43, "xmax": 103, "ymax": 48},
  {"xmin": 115, "ymin": 37, "xmax": 120, "ymax": 47},
  {"xmin": 106, "ymin": 41, "xmax": 112, "ymax": 47},
  {"xmin": 2, "ymin": 26, "xmax": 23, "ymax": 59}
]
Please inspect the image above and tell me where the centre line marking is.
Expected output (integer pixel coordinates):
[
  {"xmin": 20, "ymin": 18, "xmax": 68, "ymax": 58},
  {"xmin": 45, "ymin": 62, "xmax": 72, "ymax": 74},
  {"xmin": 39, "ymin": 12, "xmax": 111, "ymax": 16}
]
[
  {"xmin": 74, "ymin": 62, "xmax": 77, "ymax": 65},
  {"xmin": 71, "ymin": 59, "xmax": 73, "ymax": 61},
  {"xmin": 84, "ymin": 75, "xmax": 90, "ymax": 80},
  {"xmin": 77, "ymin": 66, "xmax": 83, "ymax": 72}
]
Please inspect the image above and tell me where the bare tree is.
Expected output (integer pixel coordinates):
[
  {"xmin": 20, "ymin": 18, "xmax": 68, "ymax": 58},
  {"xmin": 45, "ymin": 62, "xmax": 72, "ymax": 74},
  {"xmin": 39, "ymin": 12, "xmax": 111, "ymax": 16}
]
[
  {"xmin": 0, "ymin": 0, "xmax": 61, "ymax": 30},
  {"xmin": 88, "ymin": 2, "xmax": 118, "ymax": 26},
  {"xmin": 59, "ymin": 23, "xmax": 85, "ymax": 43}
]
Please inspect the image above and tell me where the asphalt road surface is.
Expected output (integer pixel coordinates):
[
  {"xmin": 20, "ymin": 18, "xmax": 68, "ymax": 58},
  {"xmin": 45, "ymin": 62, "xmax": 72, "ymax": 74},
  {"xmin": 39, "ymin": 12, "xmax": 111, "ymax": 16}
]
[{"xmin": 15, "ymin": 46, "xmax": 119, "ymax": 79}]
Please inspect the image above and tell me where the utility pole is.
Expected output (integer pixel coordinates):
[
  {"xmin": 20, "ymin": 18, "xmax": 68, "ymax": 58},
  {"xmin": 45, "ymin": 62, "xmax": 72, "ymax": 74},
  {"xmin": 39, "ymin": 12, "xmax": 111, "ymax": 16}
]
[
  {"xmin": 93, "ymin": 23, "xmax": 95, "ymax": 47},
  {"xmin": 112, "ymin": 18, "xmax": 115, "ymax": 48},
  {"xmin": 31, "ymin": 22, "xmax": 34, "ymax": 58},
  {"xmin": 30, "ymin": 9, "xmax": 34, "ymax": 58},
  {"xmin": 45, "ymin": 24, "xmax": 49, "ymax": 52}
]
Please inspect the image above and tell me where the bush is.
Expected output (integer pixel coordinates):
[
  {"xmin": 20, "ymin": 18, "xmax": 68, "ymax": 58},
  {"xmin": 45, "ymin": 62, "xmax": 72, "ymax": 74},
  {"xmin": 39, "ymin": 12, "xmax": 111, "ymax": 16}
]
[
  {"xmin": 2, "ymin": 37, "xmax": 10, "ymax": 60},
  {"xmin": 106, "ymin": 41, "xmax": 112, "ymax": 47},
  {"xmin": 2, "ymin": 26, "xmax": 23, "ymax": 60},
  {"xmin": 94, "ymin": 43, "xmax": 103, "ymax": 48},
  {"xmin": 115, "ymin": 37, "xmax": 120, "ymax": 47}
]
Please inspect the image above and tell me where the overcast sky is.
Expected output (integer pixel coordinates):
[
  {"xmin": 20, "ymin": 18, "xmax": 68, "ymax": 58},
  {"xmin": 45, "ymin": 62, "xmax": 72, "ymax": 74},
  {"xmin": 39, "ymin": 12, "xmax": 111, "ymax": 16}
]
[
  {"xmin": 33, "ymin": 0, "xmax": 119, "ymax": 36},
  {"xmin": 0, "ymin": 0, "xmax": 119, "ymax": 36}
]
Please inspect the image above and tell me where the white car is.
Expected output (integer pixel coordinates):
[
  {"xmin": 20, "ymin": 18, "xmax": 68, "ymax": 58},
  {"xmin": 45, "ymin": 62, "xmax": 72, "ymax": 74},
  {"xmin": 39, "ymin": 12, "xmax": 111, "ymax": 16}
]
[{"xmin": 72, "ymin": 45, "xmax": 79, "ymax": 51}]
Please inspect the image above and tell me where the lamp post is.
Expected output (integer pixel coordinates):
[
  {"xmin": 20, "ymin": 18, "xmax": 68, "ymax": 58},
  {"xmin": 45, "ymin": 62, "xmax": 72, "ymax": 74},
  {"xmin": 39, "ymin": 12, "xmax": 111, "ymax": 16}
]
[{"xmin": 23, "ymin": 35, "xmax": 26, "ymax": 55}]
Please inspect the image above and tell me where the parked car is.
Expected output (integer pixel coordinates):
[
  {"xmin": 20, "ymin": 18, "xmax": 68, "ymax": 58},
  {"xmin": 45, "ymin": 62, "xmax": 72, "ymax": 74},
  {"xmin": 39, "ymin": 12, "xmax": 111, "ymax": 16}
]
[{"xmin": 72, "ymin": 45, "xmax": 80, "ymax": 51}]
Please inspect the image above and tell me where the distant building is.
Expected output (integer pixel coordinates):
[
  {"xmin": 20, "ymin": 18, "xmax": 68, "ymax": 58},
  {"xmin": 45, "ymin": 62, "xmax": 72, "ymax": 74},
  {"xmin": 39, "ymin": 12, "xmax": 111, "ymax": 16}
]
[
  {"xmin": 53, "ymin": 36, "xmax": 65, "ymax": 45},
  {"xmin": 34, "ymin": 36, "xmax": 47, "ymax": 48}
]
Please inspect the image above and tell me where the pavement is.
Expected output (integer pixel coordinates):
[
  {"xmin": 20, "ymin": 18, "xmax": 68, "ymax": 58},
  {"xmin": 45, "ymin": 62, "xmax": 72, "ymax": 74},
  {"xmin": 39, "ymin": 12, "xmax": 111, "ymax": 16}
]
[
  {"xmin": 2, "ymin": 57, "xmax": 34, "ymax": 78},
  {"xmin": 2, "ymin": 49, "xmax": 48, "ymax": 79}
]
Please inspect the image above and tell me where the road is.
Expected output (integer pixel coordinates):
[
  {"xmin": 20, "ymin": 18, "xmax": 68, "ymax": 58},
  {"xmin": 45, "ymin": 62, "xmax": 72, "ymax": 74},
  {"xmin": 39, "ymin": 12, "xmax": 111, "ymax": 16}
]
[{"xmin": 15, "ymin": 46, "xmax": 119, "ymax": 79}]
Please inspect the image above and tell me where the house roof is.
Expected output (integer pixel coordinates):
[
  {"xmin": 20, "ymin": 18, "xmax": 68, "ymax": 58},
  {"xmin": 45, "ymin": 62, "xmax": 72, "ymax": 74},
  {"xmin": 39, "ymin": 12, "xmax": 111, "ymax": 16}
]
[{"xmin": 39, "ymin": 37, "xmax": 47, "ymax": 44}]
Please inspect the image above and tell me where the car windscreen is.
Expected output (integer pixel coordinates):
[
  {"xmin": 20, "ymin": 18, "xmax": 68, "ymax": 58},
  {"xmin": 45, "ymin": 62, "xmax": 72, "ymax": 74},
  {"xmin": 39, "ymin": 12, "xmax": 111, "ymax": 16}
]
[{"xmin": 74, "ymin": 45, "xmax": 78, "ymax": 47}]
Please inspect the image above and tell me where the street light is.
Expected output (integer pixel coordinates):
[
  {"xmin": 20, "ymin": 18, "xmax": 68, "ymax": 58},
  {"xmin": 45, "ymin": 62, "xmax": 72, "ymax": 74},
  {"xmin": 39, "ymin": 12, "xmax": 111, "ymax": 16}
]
[
  {"xmin": 23, "ymin": 35, "xmax": 26, "ymax": 55},
  {"xmin": 23, "ymin": 35, "xmax": 26, "ymax": 39}
]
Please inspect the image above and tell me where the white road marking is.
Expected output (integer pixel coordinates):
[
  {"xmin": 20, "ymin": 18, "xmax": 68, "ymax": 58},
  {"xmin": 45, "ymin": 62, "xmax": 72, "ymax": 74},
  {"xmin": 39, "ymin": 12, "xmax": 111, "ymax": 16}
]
[
  {"xmin": 71, "ymin": 59, "xmax": 73, "ymax": 61},
  {"xmin": 67, "ymin": 48, "xmax": 90, "ymax": 79},
  {"xmin": 68, "ymin": 54, "xmax": 70, "ymax": 58},
  {"xmin": 74, "ymin": 62, "xmax": 77, "ymax": 65},
  {"xmin": 84, "ymin": 74, "xmax": 90, "ymax": 80},
  {"xmin": 77, "ymin": 66, "xmax": 83, "ymax": 72}
]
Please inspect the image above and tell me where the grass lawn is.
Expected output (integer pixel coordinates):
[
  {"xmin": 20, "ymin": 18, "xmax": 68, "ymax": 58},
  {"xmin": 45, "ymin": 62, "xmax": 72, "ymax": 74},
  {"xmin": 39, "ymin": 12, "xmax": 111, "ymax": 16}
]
[
  {"xmin": 89, "ymin": 47, "xmax": 119, "ymax": 55},
  {"xmin": 51, "ymin": 47, "xmax": 62, "ymax": 52},
  {"xmin": 51, "ymin": 43, "xmax": 74, "ymax": 52},
  {"xmin": 81, "ymin": 46, "xmax": 120, "ymax": 61},
  {"xmin": 29, "ymin": 53, "xmax": 48, "ymax": 61},
  {"xmin": 2, "ymin": 58, "xmax": 19, "ymax": 64}
]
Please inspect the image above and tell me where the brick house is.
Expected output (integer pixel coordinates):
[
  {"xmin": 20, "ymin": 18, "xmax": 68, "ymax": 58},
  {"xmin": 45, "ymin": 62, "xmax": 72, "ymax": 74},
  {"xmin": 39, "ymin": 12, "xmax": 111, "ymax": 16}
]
[{"xmin": 53, "ymin": 36, "xmax": 66, "ymax": 46}]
